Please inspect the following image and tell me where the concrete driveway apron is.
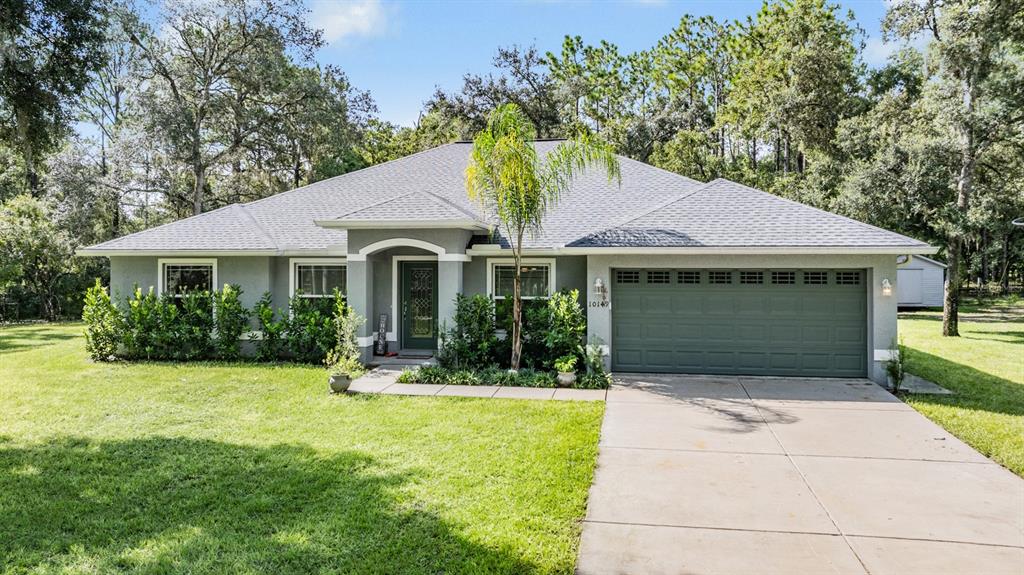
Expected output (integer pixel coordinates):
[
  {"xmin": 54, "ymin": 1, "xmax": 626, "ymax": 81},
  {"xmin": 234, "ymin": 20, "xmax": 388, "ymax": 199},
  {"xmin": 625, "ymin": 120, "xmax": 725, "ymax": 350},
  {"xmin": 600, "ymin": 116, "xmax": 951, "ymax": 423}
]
[{"xmin": 576, "ymin": 375, "xmax": 1024, "ymax": 575}]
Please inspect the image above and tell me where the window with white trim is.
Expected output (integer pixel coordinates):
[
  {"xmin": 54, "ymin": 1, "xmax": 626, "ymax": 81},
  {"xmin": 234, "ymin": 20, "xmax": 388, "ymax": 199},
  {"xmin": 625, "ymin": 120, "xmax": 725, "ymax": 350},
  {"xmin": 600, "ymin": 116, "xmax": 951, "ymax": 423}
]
[
  {"xmin": 294, "ymin": 263, "xmax": 346, "ymax": 298},
  {"xmin": 162, "ymin": 262, "xmax": 214, "ymax": 297},
  {"xmin": 491, "ymin": 263, "xmax": 551, "ymax": 299}
]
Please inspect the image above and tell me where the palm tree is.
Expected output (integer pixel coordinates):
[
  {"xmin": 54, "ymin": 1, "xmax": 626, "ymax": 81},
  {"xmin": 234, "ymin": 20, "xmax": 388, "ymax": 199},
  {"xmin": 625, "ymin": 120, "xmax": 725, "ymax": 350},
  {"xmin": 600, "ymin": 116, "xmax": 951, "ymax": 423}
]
[{"xmin": 466, "ymin": 103, "xmax": 620, "ymax": 370}]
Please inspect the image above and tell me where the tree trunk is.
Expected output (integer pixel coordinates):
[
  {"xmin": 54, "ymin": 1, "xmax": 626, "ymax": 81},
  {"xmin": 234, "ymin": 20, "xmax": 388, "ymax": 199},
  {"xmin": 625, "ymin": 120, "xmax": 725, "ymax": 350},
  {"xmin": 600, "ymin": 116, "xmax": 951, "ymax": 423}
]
[
  {"xmin": 774, "ymin": 133, "xmax": 781, "ymax": 171},
  {"xmin": 943, "ymin": 235, "xmax": 961, "ymax": 336},
  {"xmin": 783, "ymin": 133, "xmax": 791, "ymax": 175},
  {"xmin": 16, "ymin": 108, "xmax": 39, "ymax": 196},
  {"xmin": 193, "ymin": 162, "xmax": 206, "ymax": 216},
  {"xmin": 749, "ymin": 139, "xmax": 757, "ymax": 170},
  {"xmin": 943, "ymin": 77, "xmax": 977, "ymax": 337},
  {"xmin": 980, "ymin": 229, "xmax": 988, "ymax": 284},
  {"xmin": 510, "ymin": 232, "xmax": 524, "ymax": 371},
  {"xmin": 1000, "ymin": 232, "xmax": 1011, "ymax": 295}
]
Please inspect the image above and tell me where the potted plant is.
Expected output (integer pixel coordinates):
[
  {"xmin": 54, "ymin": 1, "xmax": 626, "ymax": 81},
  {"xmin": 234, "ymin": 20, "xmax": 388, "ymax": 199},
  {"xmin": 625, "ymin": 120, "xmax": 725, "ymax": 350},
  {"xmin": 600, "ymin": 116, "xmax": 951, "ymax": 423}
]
[
  {"xmin": 327, "ymin": 356, "xmax": 364, "ymax": 393},
  {"xmin": 554, "ymin": 355, "xmax": 578, "ymax": 387}
]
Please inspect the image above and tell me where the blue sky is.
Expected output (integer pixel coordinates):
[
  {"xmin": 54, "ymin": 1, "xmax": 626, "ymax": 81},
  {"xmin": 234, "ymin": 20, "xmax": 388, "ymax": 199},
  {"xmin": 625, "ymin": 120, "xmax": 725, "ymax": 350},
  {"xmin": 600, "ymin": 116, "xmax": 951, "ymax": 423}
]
[{"xmin": 308, "ymin": 0, "xmax": 899, "ymax": 127}]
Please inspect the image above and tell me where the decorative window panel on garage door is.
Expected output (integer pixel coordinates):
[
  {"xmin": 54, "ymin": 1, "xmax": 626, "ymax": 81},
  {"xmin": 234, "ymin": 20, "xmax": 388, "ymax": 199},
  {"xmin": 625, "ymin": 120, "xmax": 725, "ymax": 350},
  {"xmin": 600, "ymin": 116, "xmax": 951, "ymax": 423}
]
[{"xmin": 611, "ymin": 269, "xmax": 867, "ymax": 377}]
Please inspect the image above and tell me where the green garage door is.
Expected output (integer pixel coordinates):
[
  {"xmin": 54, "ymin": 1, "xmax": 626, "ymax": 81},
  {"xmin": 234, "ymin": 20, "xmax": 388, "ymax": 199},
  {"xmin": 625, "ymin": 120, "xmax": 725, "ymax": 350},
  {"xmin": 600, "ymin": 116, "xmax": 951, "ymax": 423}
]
[{"xmin": 612, "ymin": 269, "xmax": 867, "ymax": 377}]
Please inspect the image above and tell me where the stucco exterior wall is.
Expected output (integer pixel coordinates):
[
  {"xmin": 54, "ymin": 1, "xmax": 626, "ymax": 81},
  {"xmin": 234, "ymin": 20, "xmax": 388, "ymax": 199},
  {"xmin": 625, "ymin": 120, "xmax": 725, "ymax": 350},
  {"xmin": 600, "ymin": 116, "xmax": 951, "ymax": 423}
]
[
  {"xmin": 461, "ymin": 255, "xmax": 588, "ymax": 297},
  {"xmin": 109, "ymin": 255, "xmax": 272, "ymax": 320},
  {"xmin": 345, "ymin": 228, "xmax": 473, "ymax": 256},
  {"xmin": 585, "ymin": 253, "xmax": 899, "ymax": 384},
  {"xmin": 109, "ymin": 256, "xmax": 159, "ymax": 302}
]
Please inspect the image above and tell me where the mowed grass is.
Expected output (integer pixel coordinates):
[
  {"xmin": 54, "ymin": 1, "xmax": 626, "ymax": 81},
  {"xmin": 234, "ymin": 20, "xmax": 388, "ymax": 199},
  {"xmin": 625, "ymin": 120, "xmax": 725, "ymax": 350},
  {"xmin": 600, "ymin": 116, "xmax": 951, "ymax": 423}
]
[
  {"xmin": 0, "ymin": 323, "xmax": 604, "ymax": 574},
  {"xmin": 899, "ymin": 296, "xmax": 1024, "ymax": 476}
]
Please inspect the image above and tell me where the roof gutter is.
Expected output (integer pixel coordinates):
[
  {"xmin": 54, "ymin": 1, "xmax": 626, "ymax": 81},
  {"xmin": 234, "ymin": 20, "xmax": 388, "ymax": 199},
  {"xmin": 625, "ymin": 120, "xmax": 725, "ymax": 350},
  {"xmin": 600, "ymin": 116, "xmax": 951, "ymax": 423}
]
[
  {"xmin": 466, "ymin": 245, "xmax": 939, "ymax": 256},
  {"xmin": 76, "ymin": 249, "xmax": 282, "ymax": 257}
]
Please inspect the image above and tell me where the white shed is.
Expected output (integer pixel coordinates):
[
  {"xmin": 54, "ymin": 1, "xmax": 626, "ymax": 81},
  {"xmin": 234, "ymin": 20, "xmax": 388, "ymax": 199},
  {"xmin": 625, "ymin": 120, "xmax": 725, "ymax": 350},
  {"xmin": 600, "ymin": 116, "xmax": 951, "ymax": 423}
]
[{"xmin": 897, "ymin": 255, "xmax": 946, "ymax": 307}]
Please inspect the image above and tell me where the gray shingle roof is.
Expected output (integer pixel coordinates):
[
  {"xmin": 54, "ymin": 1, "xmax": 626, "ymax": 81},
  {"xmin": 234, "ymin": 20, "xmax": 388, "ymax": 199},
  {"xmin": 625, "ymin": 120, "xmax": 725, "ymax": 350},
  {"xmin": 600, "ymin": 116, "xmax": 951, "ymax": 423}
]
[
  {"xmin": 82, "ymin": 204, "xmax": 279, "ymax": 252},
  {"xmin": 81, "ymin": 142, "xmax": 930, "ymax": 254},
  {"xmin": 570, "ymin": 179, "xmax": 930, "ymax": 248},
  {"xmin": 330, "ymin": 190, "xmax": 486, "ymax": 224}
]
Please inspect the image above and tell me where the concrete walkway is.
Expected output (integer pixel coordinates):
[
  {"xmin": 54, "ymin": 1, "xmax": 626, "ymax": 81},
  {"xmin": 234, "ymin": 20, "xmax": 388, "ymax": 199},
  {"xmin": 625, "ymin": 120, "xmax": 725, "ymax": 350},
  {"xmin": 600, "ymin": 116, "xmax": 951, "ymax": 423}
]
[
  {"xmin": 577, "ymin": 374, "xmax": 1024, "ymax": 575},
  {"xmin": 347, "ymin": 367, "xmax": 606, "ymax": 401}
]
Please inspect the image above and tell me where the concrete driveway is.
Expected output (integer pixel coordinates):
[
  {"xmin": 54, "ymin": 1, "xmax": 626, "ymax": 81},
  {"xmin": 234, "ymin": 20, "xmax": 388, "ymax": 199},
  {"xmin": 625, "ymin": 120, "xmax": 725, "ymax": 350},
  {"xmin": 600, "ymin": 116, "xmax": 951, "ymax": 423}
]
[{"xmin": 577, "ymin": 375, "xmax": 1024, "ymax": 575}]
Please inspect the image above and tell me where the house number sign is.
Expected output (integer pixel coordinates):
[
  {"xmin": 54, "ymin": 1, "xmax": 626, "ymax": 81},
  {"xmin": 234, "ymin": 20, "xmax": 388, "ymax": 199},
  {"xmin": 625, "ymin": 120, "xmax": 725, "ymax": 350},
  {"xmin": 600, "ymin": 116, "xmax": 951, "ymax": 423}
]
[{"xmin": 589, "ymin": 301, "xmax": 611, "ymax": 308}]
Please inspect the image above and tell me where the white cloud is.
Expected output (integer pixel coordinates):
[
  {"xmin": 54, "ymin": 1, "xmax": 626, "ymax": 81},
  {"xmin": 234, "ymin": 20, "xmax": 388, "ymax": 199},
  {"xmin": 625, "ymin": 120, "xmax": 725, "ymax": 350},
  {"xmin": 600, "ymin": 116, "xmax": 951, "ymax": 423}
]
[
  {"xmin": 309, "ymin": 0, "xmax": 387, "ymax": 44},
  {"xmin": 863, "ymin": 36, "xmax": 898, "ymax": 67},
  {"xmin": 863, "ymin": 34, "xmax": 930, "ymax": 68}
]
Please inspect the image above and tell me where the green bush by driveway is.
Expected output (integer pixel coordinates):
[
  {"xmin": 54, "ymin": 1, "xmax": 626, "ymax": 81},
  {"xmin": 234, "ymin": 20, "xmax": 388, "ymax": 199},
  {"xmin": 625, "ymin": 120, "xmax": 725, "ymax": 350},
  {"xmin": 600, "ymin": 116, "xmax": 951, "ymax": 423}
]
[
  {"xmin": 899, "ymin": 297, "xmax": 1024, "ymax": 476},
  {"xmin": 0, "ymin": 323, "xmax": 604, "ymax": 574}
]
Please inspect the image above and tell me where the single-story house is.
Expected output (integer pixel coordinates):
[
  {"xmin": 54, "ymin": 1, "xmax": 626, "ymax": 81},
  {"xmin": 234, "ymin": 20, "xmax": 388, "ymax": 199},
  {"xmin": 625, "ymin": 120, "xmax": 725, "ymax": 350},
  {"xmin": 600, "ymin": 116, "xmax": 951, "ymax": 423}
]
[
  {"xmin": 897, "ymin": 255, "xmax": 947, "ymax": 308},
  {"xmin": 79, "ymin": 141, "xmax": 936, "ymax": 383}
]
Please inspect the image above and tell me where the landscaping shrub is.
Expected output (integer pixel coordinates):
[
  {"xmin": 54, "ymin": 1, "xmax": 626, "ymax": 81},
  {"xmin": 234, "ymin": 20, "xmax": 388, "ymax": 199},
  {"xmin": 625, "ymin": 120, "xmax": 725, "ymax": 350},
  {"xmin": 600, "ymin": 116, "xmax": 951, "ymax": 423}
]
[
  {"xmin": 254, "ymin": 293, "xmax": 286, "ymax": 361},
  {"xmin": 438, "ymin": 294, "xmax": 498, "ymax": 370},
  {"xmin": 122, "ymin": 287, "xmax": 162, "ymax": 359},
  {"xmin": 399, "ymin": 366, "xmax": 557, "ymax": 387},
  {"xmin": 416, "ymin": 365, "xmax": 450, "ymax": 385},
  {"xmin": 325, "ymin": 294, "xmax": 366, "ymax": 378},
  {"xmin": 576, "ymin": 372, "xmax": 611, "ymax": 389},
  {"xmin": 495, "ymin": 290, "xmax": 586, "ymax": 371},
  {"xmin": 82, "ymin": 279, "xmax": 121, "ymax": 361},
  {"xmin": 545, "ymin": 290, "xmax": 586, "ymax": 367},
  {"xmin": 447, "ymin": 369, "xmax": 483, "ymax": 386},
  {"xmin": 82, "ymin": 284, "xmax": 353, "ymax": 364},
  {"xmin": 519, "ymin": 369, "xmax": 557, "ymax": 388},
  {"xmin": 577, "ymin": 336, "xmax": 612, "ymax": 389},
  {"xmin": 285, "ymin": 292, "xmax": 337, "ymax": 363},
  {"xmin": 213, "ymin": 284, "xmax": 250, "ymax": 360},
  {"xmin": 176, "ymin": 289, "xmax": 214, "ymax": 360}
]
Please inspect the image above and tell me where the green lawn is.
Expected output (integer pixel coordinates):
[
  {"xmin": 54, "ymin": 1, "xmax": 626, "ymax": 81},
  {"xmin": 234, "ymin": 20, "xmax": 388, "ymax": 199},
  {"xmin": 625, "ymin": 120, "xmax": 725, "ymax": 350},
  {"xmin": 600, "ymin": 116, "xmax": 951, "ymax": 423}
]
[
  {"xmin": 899, "ymin": 295, "xmax": 1024, "ymax": 477},
  {"xmin": 0, "ymin": 323, "xmax": 604, "ymax": 575}
]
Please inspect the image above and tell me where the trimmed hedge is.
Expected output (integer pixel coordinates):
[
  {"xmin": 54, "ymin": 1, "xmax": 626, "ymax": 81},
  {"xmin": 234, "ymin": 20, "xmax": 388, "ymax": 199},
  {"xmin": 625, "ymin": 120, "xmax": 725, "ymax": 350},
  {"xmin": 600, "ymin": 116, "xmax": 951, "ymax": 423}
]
[{"xmin": 81, "ymin": 284, "xmax": 351, "ymax": 364}]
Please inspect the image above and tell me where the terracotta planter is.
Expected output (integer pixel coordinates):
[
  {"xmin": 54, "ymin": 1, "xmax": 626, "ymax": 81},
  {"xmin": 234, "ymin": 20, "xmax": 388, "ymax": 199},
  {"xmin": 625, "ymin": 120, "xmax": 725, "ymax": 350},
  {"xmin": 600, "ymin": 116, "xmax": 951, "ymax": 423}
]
[
  {"xmin": 329, "ymin": 374, "xmax": 351, "ymax": 393},
  {"xmin": 557, "ymin": 372, "xmax": 576, "ymax": 388}
]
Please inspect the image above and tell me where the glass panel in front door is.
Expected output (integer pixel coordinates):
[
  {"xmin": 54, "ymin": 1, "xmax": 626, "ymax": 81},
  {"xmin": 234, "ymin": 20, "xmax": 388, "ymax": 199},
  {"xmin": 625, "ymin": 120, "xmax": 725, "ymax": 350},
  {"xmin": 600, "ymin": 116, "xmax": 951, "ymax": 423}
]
[{"xmin": 409, "ymin": 268, "xmax": 434, "ymax": 338}]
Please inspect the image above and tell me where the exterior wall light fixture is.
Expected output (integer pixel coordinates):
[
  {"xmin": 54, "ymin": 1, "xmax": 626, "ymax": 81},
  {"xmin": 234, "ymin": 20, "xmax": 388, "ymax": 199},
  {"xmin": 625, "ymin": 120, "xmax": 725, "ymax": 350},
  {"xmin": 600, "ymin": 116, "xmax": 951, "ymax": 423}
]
[
  {"xmin": 881, "ymin": 278, "xmax": 893, "ymax": 296},
  {"xmin": 593, "ymin": 277, "xmax": 608, "ymax": 304}
]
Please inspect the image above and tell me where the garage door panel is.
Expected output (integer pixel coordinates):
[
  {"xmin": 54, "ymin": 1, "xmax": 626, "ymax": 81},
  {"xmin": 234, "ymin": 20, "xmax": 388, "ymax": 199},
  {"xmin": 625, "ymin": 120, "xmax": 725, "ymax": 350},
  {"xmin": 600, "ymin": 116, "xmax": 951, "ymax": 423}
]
[
  {"xmin": 735, "ymin": 295, "xmax": 767, "ymax": 314},
  {"xmin": 834, "ymin": 354, "xmax": 864, "ymax": 371},
  {"xmin": 703, "ymin": 295, "xmax": 735, "ymax": 314},
  {"xmin": 736, "ymin": 324, "xmax": 767, "ymax": 342},
  {"xmin": 801, "ymin": 325, "xmax": 831, "ymax": 344},
  {"xmin": 706, "ymin": 351, "xmax": 737, "ymax": 369},
  {"xmin": 675, "ymin": 350, "xmax": 704, "ymax": 369},
  {"xmin": 769, "ymin": 353, "xmax": 799, "ymax": 370},
  {"xmin": 801, "ymin": 354, "xmax": 832, "ymax": 371},
  {"xmin": 645, "ymin": 349, "xmax": 675, "ymax": 369},
  {"xmin": 834, "ymin": 325, "xmax": 865, "ymax": 345},
  {"xmin": 704, "ymin": 324, "xmax": 736, "ymax": 341},
  {"xmin": 612, "ymin": 268, "xmax": 867, "ymax": 378},
  {"xmin": 737, "ymin": 352, "xmax": 768, "ymax": 369},
  {"xmin": 643, "ymin": 294, "xmax": 672, "ymax": 310},
  {"xmin": 645, "ymin": 323, "xmax": 674, "ymax": 340},
  {"xmin": 614, "ymin": 296, "xmax": 646, "ymax": 314},
  {"xmin": 768, "ymin": 295, "xmax": 800, "ymax": 314},
  {"xmin": 614, "ymin": 348, "xmax": 644, "ymax": 369},
  {"xmin": 670, "ymin": 295, "xmax": 701, "ymax": 315},
  {"xmin": 801, "ymin": 297, "xmax": 834, "ymax": 315},
  {"xmin": 769, "ymin": 325, "xmax": 801, "ymax": 345}
]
